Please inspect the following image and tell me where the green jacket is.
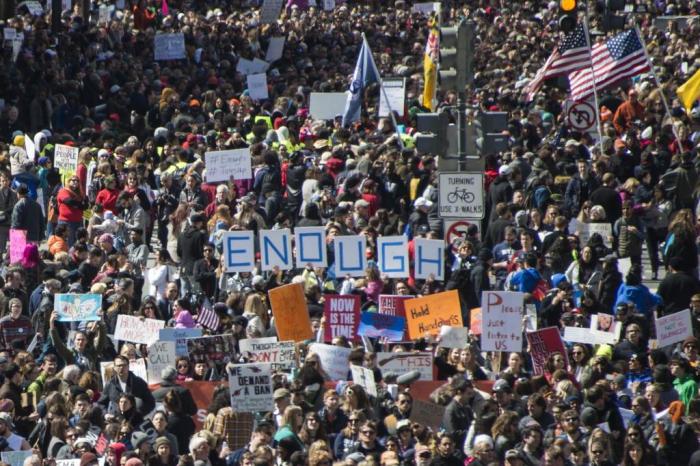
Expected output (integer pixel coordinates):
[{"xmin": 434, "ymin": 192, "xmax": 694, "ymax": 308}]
[{"xmin": 673, "ymin": 374, "xmax": 697, "ymax": 412}]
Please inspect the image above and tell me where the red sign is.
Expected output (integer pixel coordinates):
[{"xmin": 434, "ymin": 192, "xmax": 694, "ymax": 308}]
[
  {"xmin": 526, "ymin": 327, "xmax": 569, "ymax": 375},
  {"xmin": 378, "ymin": 294, "xmax": 413, "ymax": 318},
  {"xmin": 444, "ymin": 219, "xmax": 479, "ymax": 252},
  {"xmin": 323, "ymin": 295, "xmax": 360, "ymax": 342}
]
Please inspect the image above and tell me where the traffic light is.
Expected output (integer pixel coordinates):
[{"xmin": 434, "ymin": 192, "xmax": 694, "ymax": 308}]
[
  {"xmin": 475, "ymin": 112, "xmax": 509, "ymax": 156},
  {"xmin": 415, "ymin": 112, "xmax": 449, "ymax": 157},
  {"xmin": 602, "ymin": 0, "xmax": 627, "ymax": 31},
  {"xmin": 439, "ymin": 20, "xmax": 475, "ymax": 94},
  {"xmin": 559, "ymin": 0, "xmax": 577, "ymax": 32}
]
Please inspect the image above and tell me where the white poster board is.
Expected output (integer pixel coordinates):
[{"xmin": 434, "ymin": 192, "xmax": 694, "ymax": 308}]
[
  {"xmin": 146, "ymin": 340, "xmax": 176, "ymax": 384},
  {"xmin": 266, "ymin": 36, "xmax": 285, "ymax": 62},
  {"xmin": 154, "ymin": 33, "xmax": 186, "ymax": 61},
  {"xmin": 247, "ymin": 73, "xmax": 269, "ymax": 101},
  {"xmin": 578, "ymin": 222, "xmax": 612, "ymax": 247},
  {"xmin": 481, "ymin": 291, "xmax": 525, "ymax": 352},
  {"xmin": 239, "ymin": 338, "xmax": 296, "ymax": 371},
  {"xmin": 114, "ymin": 315, "xmax": 165, "ymax": 345},
  {"xmin": 228, "ymin": 363, "xmax": 274, "ymax": 412},
  {"xmin": 308, "ymin": 343, "xmax": 351, "ymax": 381},
  {"xmin": 438, "ymin": 325, "xmax": 469, "ymax": 348},
  {"xmin": 351, "ymin": 365, "xmax": 377, "ymax": 397},
  {"xmin": 655, "ymin": 309, "xmax": 693, "ymax": 348},
  {"xmin": 259, "ymin": 0, "xmax": 283, "ymax": 24},
  {"xmin": 204, "ymin": 149, "xmax": 252, "ymax": 182},
  {"xmin": 309, "ymin": 92, "xmax": 348, "ymax": 120},
  {"xmin": 379, "ymin": 78, "xmax": 406, "ymax": 117}
]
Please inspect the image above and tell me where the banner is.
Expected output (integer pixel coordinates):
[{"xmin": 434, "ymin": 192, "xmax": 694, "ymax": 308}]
[
  {"xmin": 526, "ymin": 327, "xmax": 568, "ymax": 375},
  {"xmin": 357, "ymin": 312, "xmax": 405, "ymax": 341},
  {"xmin": 404, "ymin": 290, "xmax": 462, "ymax": 339},
  {"xmin": 481, "ymin": 291, "xmax": 525, "ymax": 352},
  {"xmin": 146, "ymin": 340, "xmax": 176, "ymax": 384},
  {"xmin": 239, "ymin": 337, "xmax": 296, "ymax": 371},
  {"xmin": 308, "ymin": 343, "xmax": 351, "ymax": 381},
  {"xmin": 53, "ymin": 143, "xmax": 79, "ymax": 172},
  {"xmin": 227, "ymin": 363, "xmax": 274, "ymax": 412},
  {"xmin": 55, "ymin": 294, "xmax": 102, "ymax": 322},
  {"xmin": 655, "ymin": 309, "xmax": 692, "ymax": 348},
  {"xmin": 323, "ymin": 295, "xmax": 360, "ymax": 342},
  {"xmin": 9, "ymin": 228, "xmax": 26, "ymax": 264},
  {"xmin": 376, "ymin": 351, "xmax": 433, "ymax": 381},
  {"xmin": 114, "ymin": 315, "xmax": 164, "ymax": 345},
  {"xmin": 268, "ymin": 283, "xmax": 313, "ymax": 342},
  {"xmin": 204, "ymin": 149, "xmax": 252, "ymax": 183},
  {"xmin": 350, "ymin": 365, "xmax": 377, "ymax": 397},
  {"xmin": 378, "ymin": 295, "xmax": 412, "ymax": 318},
  {"xmin": 159, "ymin": 328, "xmax": 202, "ymax": 357},
  {"xmin": 186, "ymin": 334, "xmax": 237, "ymax": 366},
  {"xmin": 154, "ymin": 33, "xmax": 186, "ymax": 61}
]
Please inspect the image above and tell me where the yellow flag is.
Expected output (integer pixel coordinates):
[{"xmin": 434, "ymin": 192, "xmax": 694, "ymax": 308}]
[
  {"xmin": 422, "ymin": 27, "xmax": 439, "ymax": 111},
  {"xmin": 677, "ymin": 68, "xmax": 700, "ymax": 113}
]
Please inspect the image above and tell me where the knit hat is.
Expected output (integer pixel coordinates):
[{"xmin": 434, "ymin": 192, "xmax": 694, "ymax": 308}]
[
  {"xmin": 12, "ymin": 135, "xmax": 24, "ymax": 146},
  {"xmin": 154, "ymin": 437, "xmax": 170, "ymax": 451},
  {"xmin": 131, "ymin": 431, "xmax": 149, "ymax": 449}
]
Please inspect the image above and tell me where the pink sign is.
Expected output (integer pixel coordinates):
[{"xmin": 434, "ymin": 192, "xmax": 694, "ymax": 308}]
[
  {"xmin": 323, "ymin": 295, "xmax": 360, "ymax": 342},
  {"xmin": 9, "ymin": 229, "xmax": 26, "ymax": 264}
]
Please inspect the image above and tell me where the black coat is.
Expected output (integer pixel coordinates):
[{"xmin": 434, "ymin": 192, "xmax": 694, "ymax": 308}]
[
  {"xmin": 152, "ymin": 382, "xmax": 198, "ymax": 417},
  {"xmin": 11, "ymin": 196, "xmax": 44, "ymax": 241},
  {"xmin": 657, "ymin": 272, "xmax": 700, "ymax": 316},
  {"xmin": 590, "ymin": 185, "xmax": 622, "ymax": 226},
  {"xmin": 177, "ymin": 226, "xmax": 207, "ymax": 275},
  {"xmin": 98, "ymin": 372, "xmax": 156, "ymax": 416}
]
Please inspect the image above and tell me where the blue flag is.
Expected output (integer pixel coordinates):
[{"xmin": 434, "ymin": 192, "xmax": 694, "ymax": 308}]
[{"xmin": 342, "ymin": 38, "xmax": 379, "ymax": 126}]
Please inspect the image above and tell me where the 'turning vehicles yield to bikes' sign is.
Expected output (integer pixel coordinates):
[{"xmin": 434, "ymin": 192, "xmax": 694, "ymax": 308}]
[{"xmin": 438, "ymin": 172, "xmax": 485, "ymax": 219}]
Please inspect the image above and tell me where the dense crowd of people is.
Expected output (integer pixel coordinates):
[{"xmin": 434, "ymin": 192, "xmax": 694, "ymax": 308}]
[{"xmin": 0, "ymin": 1, "xmax": 699, "ymax": 466}]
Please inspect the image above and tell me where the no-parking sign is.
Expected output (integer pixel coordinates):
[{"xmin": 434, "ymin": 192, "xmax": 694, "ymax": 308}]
[
  {"xmin": 444, "ymin": 219, "xmax": 480, "ymax": 252},
  {"xmin": 565, "ymin": 99, "xmax": 598, "ymax": 137}
]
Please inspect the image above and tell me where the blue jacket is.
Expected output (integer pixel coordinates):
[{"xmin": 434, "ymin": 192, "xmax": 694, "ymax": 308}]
[
  {"xmin": 510, "ymin": 267, "xmax": 542, "ymax": 293},
  {"xmin": 614, "ymin": 284, "xmax": 662, "ymax": 317}
]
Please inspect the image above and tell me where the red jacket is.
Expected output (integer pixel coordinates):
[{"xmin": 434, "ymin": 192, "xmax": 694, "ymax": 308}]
[
  {"xmin": 57, "ymin": 187, "xmax": 85, "ymax": 222},
  {"xmin": 95, "ymin": 188, "xmax": 120, "ymax": 214}
]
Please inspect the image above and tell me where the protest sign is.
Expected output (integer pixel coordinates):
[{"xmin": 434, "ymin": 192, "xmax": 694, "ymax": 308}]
[
  {"xmin": 222, "ymin": 231, "xmax": 255, "ymax": 273},
  {"xmin": 377, "ymin": 235, "xmax": 409, "ymax": 278},
  {"xmin": 251, "ymin": 58, "xmax": 270, "ymax": 74},
  {"xmin": 3, "ymin": 28, "xmax": 15, "ymax": 40},
  {"xmin": 260, "ymin": 228, "xmax": 293, "ymax": 271},
  {"xmin": 154, "ymin": 33, "xmax": 186, "ymax": 61},
  {"xmin": 525, "ymin": 304, "xmax": 538, "ymax": 332},
  {"xmin": 333, "ymin": 235, "xmax": 367, "ymax": 277},
  {"xmin": 618, "ymin": 257, "xmax": 632, "ymax": 280},
  {"xmin": 470, "ymin": 308, "xmax": 482, "ymax": 335},
  {"xmin": 376, "ymin": 352, "xmax": 433, "ymax": 381},
  {"xmin": 438, "ymin": 325, "xmax": 469, "ymax": 348},
  {"xmin": 228, "ymin": 364, "xmax": 274, "ymax": 412},
  {"xmin": 247, "ymin": 73, "xmax": 269, "ymax": 101},
  {"xmin": 655, "ymin": 309, "xmax": 692, "ymax": 348},
  {"xmin": 414, "ymin": 238, "xmax": 445, "ymax": 280},
  {"xmin": 309, "ymin": 92, "xmax": 348, "ymax": 120},
  {"xmin": 55, "ymin": 294, "xmax": 102, "ymax": 321},
  {"xmin": 351, "ymin": 365, "xmax": 377, "ymax": 397},
  {"xmin": 294, "ymin": 227, "xmax": 327, "ymax": 268},
  {"xmin": 591, "ymin": 314, "xmax": 620, "ymax": 340},
  {"xmin": 9, "ymin": 228, "xmax": 26, "ymax": 264},
  {"xmin": 98, "ymin": 4, "xmax": 113, "ymax": 23},
  {"xmin": 186, "ymin": 334, "xmax": 237, "ymax": 365},
  {"xmin": 577, "ymin": 222, "xmax": 612, "ymax": 246},
  {"xmin": 265, "ymin": 36, "xmax": 285, "ymax": 62},
  {"xmin": 268, "ymin": 283, "xmax": 313, "ymax": 342},
  {"xmin": 1, "ymin": 450, "xmax": 32, "ymax": 466},
  {"xmin": 101, "ymin": 358, "xmax": 147, "ymax": 384},
  {"xmin": 324, "ymin": 295, "xmax": 360, "ymax": 342},
  {"xmin": 114, "ymin": 315, "xmax": 164, "ymax": 345},
  {"xmin": 159, "ymin": 327, "xmax": 202, "ymax": 357},
  {"xmin": 308, "ymin": 343, "xmax": 351, "ymax": 381},
  {"xmin": 204, "ymin": 149, "xmax": 252, "ymax": 183},
  {"xmin": 378, "ymin": 295, "xmax": 412, "ymax": 318},
  {"xmin": 260, "ymin": 0, "xmax": 283, "ymax": 24},
  {"xmin": 147, "ymin": 340, "xmax": 176, "ymax": 384},
  {"xmin": 481, "ymin": 291, "xmax": 525, "ymax": 352},
  {"xmin": 322, "ymin": 0, "xmax": 335, "ymax": 10},
  {"xmin": 357, "ymin": 312, "xmax": 405, "ymax": 341},
  {"xmin": 526, "ymin": 327, "xmax": 568, "ymax": 375},
  {"xmin": 56, "ymin": 460, "xmax": 80, "ymax": 466},
  {"xmin": 53, "ymin": 143, "xmax": 79, "ymax": 172},
  {"xmin": 412, "ymin": 2, "xmax": 441, "ymax": 15},
  {"xmin": 404, "ymin": 290, "xmax": 462, "ymax": 339},
  {"xmin": 410, "ymin": 399, "xmax": 445, "ymax": 431},
  {"xmin": 236, "ymin": 58, "xmax": 255, "ymax": 75},
  {"xmin": 239, "ymin": 337, "xmax": 296, "ymax": 371},
  {"xmin": 379, "ymin": 78, "xmax": 406, "ymax": 117}
]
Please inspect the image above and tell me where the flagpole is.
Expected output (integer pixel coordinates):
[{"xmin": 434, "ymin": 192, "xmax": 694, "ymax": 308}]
[
  {"xmin": 362, "ymin": 33, "xmax": 405, "ymax": 151},
  {"xmin": 583, "ymin": 4, "xmax": 603, "ymax": 154},
  {"xmin": 633, "ymin": 24, "xmax": 682, "ymax": 149}
]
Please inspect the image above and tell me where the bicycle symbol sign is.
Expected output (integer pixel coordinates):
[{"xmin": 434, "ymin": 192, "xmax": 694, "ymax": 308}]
[
  {"xmin": 438, "ymin": 173, "xmax": 484, "ymax": 219},
  {"xmin": 566, "ymin": 101, "xmax": 596, "ymax": 131}
]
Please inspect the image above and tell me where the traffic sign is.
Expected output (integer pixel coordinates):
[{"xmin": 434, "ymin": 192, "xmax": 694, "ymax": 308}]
[
  {"xmin": 438, "ymin": 172, "xmax": 484, "ymax": 219},
  {"xmin": 565, "ymin": 100, "xmax": 596, "ymax": 132},
  {"xmin": 444, "ymin": 219, "xmax": 480, "ymax": 252}
]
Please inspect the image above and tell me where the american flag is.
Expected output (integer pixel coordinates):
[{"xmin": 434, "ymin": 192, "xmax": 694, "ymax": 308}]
[
  {"xmin": 524, "ymin": 25, "xmax": 591, "ymax": 101},
  {"xmin": 197, "ymin": 301, "xmax": 220, "ymax": 331},
  {"xmin": 568, "ymin": 29, "xmax": 651, "ymax": 101}
]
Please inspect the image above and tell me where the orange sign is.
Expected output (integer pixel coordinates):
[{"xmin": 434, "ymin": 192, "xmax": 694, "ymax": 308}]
[
  {"xmin": 268, "ymin": 283, "xmax": 313, "ymax": 342},
  {"xmin": 404, "ymin": 290, "xmax": 463, "ymax": 339},
  {"xmin": 470, "ymin": 307, "xmax": 482, "ymax": 335}
]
